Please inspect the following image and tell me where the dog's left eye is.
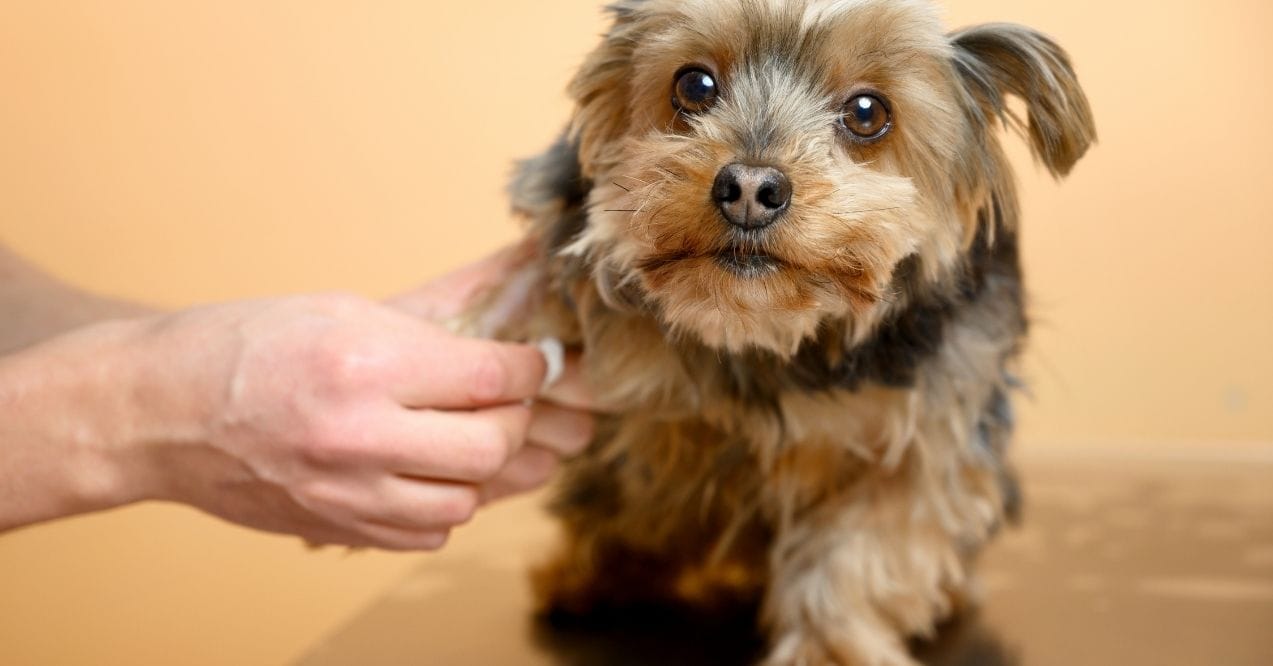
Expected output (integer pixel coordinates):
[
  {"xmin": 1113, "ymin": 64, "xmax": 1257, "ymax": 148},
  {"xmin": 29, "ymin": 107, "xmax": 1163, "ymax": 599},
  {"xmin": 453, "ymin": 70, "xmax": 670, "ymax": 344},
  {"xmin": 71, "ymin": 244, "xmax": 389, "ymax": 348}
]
[
  {"xmin": 841, "ymin": 94, "xmax": 892, "ymax": 140},
  {"xmin": 672, "ymin": 68, "xmax": 719, "ymax": 114}
]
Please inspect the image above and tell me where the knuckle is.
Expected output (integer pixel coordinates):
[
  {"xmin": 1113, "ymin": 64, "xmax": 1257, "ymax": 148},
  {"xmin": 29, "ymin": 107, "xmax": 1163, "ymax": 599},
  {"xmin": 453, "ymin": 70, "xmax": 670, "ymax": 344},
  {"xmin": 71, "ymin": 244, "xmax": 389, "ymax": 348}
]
[
  {"xmin": 561, "ymin": 415, "xmax": 596, "ymax": 457},
  {"xmin": 293, "ymin": 303, "xmax": 392, "ymax": 391},
  {"xmin": 299, "ymin": 417, "xmax": 345, "ymax": 463},
  {"xmin": 509, "ymin": 406, "xmax": 534, "ymax": 447},
  {"xmin": 300, "ymin": 414, "xmax": 374, "ymax": 466},
  {"xmin": 310, "ymin": 339, "xmax": 373, "ymax": 389},
  {"xmin": 467, "ymin": 349, "xmax": 509, "ymax": 403},
  {"xmin": 461, "ymin": 421, "xmax": 511, "ymax": 478},
  {"xmin": 526, "ymin": 448, "xmax": 561, "ymax": 481},
  {"xmin": 299, "ymin": 434, "xmax": 343, "ymax": 468},
  {"xmin": 507, "ymin": 450, "xmax": 558, "ymax": 495},
  {"xmin": 295, "ymin": 480, "xmax": 346, "ymax": 513},
  {"xmin": 309, "ymin": 291, "xmax": 369, "ymax": 316},
  {"xmin": 361, "ymin": 529, "xmax": 410, "ymax": 552},
  {"xmin": 575, "ymin": 420, "xmax": 597, "ymax": 453},
  {"xmin": 436, "ymin": 488, "xmax": 480, "ymax": 526},
  {"xmin": 419, "ymin": 530, "xmax": 450, "ymax": 551}
]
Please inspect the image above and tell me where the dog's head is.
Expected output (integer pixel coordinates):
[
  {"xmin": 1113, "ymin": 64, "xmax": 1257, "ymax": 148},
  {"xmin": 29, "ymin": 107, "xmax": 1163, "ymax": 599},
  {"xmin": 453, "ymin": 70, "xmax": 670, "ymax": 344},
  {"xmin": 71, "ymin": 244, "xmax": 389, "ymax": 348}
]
[{"xmin": 548, "ymin": 0, "xmax": 1094, "ymax": 356}]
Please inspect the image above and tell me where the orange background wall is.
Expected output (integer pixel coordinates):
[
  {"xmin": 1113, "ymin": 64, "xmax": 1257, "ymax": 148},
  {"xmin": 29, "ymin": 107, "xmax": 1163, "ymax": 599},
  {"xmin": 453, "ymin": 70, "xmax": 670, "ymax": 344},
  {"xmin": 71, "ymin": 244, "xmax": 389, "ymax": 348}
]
[{"xmin": 1, "ymin": 1, "xmax": 1270, "ymax": 665}]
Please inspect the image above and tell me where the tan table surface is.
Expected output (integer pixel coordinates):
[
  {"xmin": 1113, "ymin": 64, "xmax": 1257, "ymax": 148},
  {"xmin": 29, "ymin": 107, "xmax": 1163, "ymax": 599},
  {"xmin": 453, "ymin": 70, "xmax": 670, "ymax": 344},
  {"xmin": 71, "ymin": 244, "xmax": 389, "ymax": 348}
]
[{"xmin": 298, "ymin": 450, "xmax": 1273, "ymax": 666}]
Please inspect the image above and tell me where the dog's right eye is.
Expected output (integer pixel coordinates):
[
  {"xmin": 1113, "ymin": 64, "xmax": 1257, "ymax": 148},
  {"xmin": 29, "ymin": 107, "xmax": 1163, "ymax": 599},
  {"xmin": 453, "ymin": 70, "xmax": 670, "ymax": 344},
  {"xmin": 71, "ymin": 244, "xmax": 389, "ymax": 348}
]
[
  {"xmin": 672, "ymin": 68, "xmax": 719, "ymax": 114},
  {"xmin": 841, "ymin": 93, "xmax": 892, "ymax": 141}
]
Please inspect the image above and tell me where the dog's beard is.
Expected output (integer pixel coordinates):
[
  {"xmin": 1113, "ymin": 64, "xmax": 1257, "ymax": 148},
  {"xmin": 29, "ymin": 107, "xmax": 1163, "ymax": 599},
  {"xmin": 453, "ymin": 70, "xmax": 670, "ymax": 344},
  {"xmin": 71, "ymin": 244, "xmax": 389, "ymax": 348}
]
[{"xmin": 568, "ymin": 129, "xmax": 926, "ymax": 356}]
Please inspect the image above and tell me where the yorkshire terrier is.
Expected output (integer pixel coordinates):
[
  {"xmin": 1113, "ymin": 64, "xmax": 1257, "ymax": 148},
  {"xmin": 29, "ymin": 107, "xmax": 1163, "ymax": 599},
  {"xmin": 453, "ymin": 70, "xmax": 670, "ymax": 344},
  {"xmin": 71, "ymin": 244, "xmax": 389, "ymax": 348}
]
[{"xmin": 469, "ymin": 1, "xmax": 1095, "ymax": 663}]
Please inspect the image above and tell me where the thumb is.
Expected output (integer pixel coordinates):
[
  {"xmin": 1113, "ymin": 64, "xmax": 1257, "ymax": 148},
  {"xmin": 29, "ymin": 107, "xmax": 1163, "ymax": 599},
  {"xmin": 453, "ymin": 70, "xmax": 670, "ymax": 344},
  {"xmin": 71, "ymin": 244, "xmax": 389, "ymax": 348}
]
[{"xmin": 387, "ymin": 241, "xmax": 536, "ymax": 321}]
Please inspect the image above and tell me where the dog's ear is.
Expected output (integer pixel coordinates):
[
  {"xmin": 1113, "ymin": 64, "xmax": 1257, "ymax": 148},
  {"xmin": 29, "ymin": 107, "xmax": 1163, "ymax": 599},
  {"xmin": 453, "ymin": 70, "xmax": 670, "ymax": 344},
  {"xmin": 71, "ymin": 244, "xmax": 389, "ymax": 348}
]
[
  {"xmin": 484, "ymin": 134, "xmax": 590, "ymax": 338},
  {"xmin": 951, "ymin": 23, "xmax": 1096, "ymax": 177},
  {"xmin": 567, "ymin": 1, "xmax": 652, "ymax": 173},
  {"xmin": 510, "ymin": 133, "xmax": 591, "ymax": 255}
]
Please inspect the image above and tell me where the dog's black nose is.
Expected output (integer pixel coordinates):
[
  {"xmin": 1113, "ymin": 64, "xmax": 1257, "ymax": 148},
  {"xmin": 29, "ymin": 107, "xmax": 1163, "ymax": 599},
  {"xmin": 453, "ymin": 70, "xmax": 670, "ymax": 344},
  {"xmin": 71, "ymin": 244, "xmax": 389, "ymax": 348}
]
[{"xmin": 711, "ymin": 163, "xmax": 792, "ymax": 230}]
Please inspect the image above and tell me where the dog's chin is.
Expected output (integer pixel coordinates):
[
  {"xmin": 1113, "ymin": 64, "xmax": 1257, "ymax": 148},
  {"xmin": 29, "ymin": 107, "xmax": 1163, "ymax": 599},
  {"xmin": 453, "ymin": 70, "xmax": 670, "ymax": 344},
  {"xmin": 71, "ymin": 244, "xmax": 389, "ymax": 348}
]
[
  {"xmin": 634, "ymin": 253, "xmax": 840, "ymax": 356},
  {"xmin": 714, "ymin": 246, "xmax": 783, "ymax": 279}
]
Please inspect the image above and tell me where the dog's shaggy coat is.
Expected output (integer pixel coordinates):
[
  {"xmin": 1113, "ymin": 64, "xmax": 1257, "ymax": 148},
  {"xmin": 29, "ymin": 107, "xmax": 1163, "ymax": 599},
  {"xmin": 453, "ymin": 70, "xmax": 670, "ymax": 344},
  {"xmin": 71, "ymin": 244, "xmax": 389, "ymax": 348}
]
[{"xmin": 471, "ymin": 1, "xmax": 1094, "ymax": 663}]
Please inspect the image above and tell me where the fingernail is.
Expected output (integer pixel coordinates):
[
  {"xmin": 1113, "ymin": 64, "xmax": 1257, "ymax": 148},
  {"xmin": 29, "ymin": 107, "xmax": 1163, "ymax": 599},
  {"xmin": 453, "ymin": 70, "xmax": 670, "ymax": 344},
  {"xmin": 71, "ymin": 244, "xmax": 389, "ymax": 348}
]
[{"xmin": 536, "ymin": 337, "xmax": 565, "ymax": 391}]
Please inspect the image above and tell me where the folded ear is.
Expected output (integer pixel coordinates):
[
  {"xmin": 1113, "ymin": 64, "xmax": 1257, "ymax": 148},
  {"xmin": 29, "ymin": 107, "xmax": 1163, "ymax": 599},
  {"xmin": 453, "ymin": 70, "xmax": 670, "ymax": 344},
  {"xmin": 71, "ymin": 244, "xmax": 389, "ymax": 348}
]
[
  {"xmin": 951, "ymin": 23, "xmax": 1096, "ymax": 177},
  {"xmin": 510, "ymin": 133, "xmax": 590, "ymax": 254},
  {"xmin": 567, "ymin": 0, "xmax": 651, "ymax": 173}
]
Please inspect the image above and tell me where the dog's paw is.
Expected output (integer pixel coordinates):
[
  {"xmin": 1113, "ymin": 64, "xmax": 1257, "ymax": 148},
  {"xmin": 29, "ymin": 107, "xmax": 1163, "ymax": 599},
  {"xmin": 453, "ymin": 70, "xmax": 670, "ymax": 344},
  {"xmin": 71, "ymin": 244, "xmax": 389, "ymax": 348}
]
[
  {"xmin": 762, "ymin": 631, "xmax": 920, "ymax": 666},
  {"xmin": 531, "ymin": 556, "xmax": 605, "ymax": 617},
  {"xmin": 532, "ymin": 539, "xmax": 693, "ymax": 617}
]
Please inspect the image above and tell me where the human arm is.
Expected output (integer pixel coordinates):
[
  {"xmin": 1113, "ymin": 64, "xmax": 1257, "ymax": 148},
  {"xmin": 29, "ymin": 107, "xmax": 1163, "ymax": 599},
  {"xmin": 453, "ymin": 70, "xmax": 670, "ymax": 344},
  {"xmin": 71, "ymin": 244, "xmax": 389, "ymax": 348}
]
[
  {"xmin": 0, "ymin": 245, "xmax": 594, "ymax": 549},
  {"xmin": 0, "ymin": 244, "xmax": 155, "ymax": 354}
]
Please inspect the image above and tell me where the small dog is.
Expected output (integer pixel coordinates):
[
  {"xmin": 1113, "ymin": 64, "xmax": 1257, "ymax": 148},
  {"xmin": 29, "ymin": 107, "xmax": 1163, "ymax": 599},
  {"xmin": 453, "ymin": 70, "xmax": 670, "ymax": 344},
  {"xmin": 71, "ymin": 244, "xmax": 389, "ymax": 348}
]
[{"xmin": 472, "ymin": 1, "xmax": 1094, "ymax": 663}]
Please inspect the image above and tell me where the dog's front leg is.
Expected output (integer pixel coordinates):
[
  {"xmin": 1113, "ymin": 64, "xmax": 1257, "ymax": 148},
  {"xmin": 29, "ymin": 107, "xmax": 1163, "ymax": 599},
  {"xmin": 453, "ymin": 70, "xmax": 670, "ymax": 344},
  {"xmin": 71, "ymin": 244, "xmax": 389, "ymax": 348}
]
[{"xmin": 760, "ymin": 467, "xmax": 984, "ymax": 666}]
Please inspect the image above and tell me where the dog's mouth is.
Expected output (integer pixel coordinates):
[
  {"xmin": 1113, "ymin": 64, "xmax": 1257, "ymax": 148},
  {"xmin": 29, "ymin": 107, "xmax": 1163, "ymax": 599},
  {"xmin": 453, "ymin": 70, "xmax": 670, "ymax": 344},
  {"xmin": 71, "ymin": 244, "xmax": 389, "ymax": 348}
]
[{"xmin": 715, "ymin": 246, "xmax": 781, "ymax": 278}]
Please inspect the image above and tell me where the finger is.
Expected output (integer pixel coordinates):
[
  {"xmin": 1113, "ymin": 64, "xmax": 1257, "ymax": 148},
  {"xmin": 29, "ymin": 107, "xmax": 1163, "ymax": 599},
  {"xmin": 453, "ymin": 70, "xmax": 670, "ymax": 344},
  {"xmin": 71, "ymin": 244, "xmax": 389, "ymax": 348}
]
[
  {"xmin": 297, "ymin": 527, "xmax": 377, "ymax": 550},
  {"xmin": 538, "ymin": 353, "xmax": 602, "ymax": 411},
  {"xmin": 379, "ymin": 404, "xmax": 532, "ymax": 482},
  {"xmin": 286, "ymin": 480, "xmax": 452, "ymax": 550},
  {"xmin": 479, "ymin": 445, "xmax": 561, "ymax": 504},
  {"xmin": 354, "ymin": 522, "xmax": 451, "ymax": 552},
  {"xmin": 347, "ymin": 476, "xmax": 481, "ymax": 531},
  {"xmin": 228, "ymin": 490, "xmax": 379, "ymax": 549},
  {"xmin": 527, "ymin": 401, "xmax": 594, "ymax": 458},
  {"xmin": 395, "ymin": 335, "xmax": 547, "ymax": 409}
]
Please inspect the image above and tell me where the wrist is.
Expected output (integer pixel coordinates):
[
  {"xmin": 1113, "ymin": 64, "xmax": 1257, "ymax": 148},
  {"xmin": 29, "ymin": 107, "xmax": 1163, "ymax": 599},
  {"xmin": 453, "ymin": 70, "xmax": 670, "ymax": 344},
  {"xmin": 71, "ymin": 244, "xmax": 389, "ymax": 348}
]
[
  {"xmin": 56, "ymin": 317, "xmax": 175, "ymax": 507},
  {"xmin": 0, "ymin": 316, "xmax": 166, "ymax": 530},
  {"xmin": 104, "ymin": 312, "xmax": 220, "ymax": 507}
]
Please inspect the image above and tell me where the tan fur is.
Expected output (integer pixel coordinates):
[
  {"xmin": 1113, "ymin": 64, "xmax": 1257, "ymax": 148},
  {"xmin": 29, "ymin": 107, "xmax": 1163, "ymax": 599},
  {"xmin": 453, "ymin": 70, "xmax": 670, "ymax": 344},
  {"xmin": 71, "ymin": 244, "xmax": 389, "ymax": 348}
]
[{"xmin": 469, "ymin": 1, "xmax": 1094, "ymax": 664}]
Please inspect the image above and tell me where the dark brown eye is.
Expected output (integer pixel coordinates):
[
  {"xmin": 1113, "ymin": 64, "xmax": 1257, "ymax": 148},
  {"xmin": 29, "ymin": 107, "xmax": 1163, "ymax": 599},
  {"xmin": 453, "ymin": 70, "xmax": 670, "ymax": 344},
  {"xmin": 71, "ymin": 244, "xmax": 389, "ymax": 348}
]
[
  {"xmin": 672, "ymin": 67, "xmax": 719, "ymax": 114},
  {"xmin": 841, "ymin": 94, "xmax": 891, "ymax": 140}
]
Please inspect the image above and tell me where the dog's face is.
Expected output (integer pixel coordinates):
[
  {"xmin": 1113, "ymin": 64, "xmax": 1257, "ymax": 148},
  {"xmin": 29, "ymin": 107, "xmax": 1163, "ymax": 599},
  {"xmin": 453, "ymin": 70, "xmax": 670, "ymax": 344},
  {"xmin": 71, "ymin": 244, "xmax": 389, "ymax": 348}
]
[{"xmin": 561, "ymin": 0, "xmax": 1093, "ymax": 356}]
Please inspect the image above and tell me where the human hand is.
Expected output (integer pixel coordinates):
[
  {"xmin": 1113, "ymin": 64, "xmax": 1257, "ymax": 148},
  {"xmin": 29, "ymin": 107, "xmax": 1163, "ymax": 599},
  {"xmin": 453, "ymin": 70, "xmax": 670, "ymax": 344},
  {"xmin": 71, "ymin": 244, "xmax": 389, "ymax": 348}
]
[
  {"xmin": 120, "ymin": 292, "xmax": 592, "ymax": 550},
  {"xmin": 387, "ymin": 241, "xmax": 534, "ymax": 323},
  {"xmin": 386, "ymin": 242, "xmax": 596, "ymax": 504}
]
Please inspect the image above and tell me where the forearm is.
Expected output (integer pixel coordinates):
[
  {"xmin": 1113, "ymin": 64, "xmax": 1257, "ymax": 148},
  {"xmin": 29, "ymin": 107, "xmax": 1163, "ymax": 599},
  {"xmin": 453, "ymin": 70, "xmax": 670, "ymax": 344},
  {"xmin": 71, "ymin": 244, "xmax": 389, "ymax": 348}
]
[
  {"xmin": 0, "ymin": 318, "xmax": 159, "ymax": 532},
  {"xmin": 0, "ymin": 246, "xmax": 593, "ymax": 545},
  {"xmin": 0, "ymin": 245, "xmax": 155, "ymax": 354}
]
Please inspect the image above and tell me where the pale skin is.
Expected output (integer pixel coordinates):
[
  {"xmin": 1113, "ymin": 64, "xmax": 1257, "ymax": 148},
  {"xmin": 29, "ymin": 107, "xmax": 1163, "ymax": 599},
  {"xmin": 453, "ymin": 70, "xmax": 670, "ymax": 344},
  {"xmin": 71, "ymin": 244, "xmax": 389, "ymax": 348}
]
[{"xmin": 0, "ymin": 243, "xmax": 594, "ymax": 550}]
